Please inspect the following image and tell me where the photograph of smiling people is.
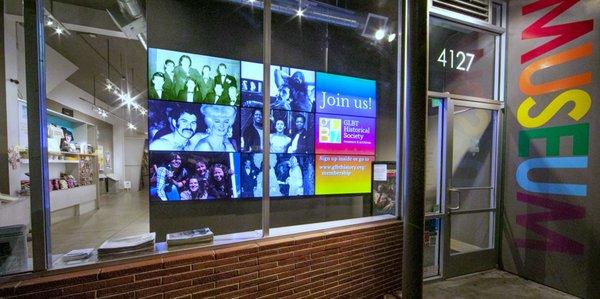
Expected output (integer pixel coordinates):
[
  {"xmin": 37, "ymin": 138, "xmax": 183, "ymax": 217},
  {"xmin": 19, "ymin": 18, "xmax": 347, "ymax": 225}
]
[
  {"xmin": 240, "ymin": 108, "xmax": 314, "ymax": 154},
  {"xmin": 149, "ymin": 152, "xmax": 240, "ymax": 201},
  {"xmin": 148, "ymin": 101, "xmax": 240, "ymax": 152},
  {"xmin": 148, "ymin": 48, "xmax": 240, "ymax": 105},
  {"xmin": 240, "ymin": 61, "xmax": 315, "ymax": 112}
]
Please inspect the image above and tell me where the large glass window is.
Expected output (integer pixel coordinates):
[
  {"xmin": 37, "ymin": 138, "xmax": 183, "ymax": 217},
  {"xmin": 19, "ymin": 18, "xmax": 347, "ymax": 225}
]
[
  {"xmin": 1, "ymin": 0, "xmax": 401, "ymax": 275},
  {"xmin": 1, "ymin": 0, "xmax": 33, "ymax": 276}
]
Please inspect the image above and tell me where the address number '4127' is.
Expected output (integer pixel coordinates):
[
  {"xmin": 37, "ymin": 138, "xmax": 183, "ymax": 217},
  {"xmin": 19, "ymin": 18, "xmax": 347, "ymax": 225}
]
[{"xmin": 436, "ymin": 48, "xmax": 475, "ymax": 72}]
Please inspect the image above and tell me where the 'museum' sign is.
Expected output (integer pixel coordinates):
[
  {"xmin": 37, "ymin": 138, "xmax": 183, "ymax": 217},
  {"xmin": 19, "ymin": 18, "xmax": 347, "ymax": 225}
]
[{"xmin": 503, "ymin": 0, "xmax": 599, "ymax": 297}]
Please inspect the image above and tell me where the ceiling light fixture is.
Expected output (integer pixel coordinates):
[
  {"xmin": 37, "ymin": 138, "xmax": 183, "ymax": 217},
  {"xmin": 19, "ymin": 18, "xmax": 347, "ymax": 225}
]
[
  {"xmin": 374, "ymin": 28, "xmax": 386, "ymax": 41},
  {"xmin": 43, "ymin": 8, "xmax": 70, "ymax": 36},
  {"xmin": 127, "ymin": 123, "xmax": 137, "ymax": 130},
  {"xmin": 297, "ymin": 9, "xmax": 304, "ymax": 17},
  {"xmin": 387, "ymin": 33, "xmax": 396, "ymax": 42}
]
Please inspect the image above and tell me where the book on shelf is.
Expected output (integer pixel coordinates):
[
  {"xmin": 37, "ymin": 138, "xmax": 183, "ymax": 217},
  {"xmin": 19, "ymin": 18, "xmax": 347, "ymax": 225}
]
[
  {"xmin": 98, "ymin": 232, "xmax": 156, "ymax": 257},
  {"xmin": 167, "ymin": 228, "xmax": 214, "ymax": 246},
  {"xmin": 62, "ymin": 248, "xmax": 94, "ymax": 262}
]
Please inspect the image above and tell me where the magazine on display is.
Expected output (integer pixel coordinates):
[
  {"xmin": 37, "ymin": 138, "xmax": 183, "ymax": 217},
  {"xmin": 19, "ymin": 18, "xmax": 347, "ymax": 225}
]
[
  {"xmin": 62, "ymin": 248, "xmax": 94, "ymax": 262},
  {"xmin": 98, "ymin": 232, "xmax": 156, "ymax": 257},
  {"xmin": 167, "ymin": 228, "xmax": 214, "ymax": 246}
]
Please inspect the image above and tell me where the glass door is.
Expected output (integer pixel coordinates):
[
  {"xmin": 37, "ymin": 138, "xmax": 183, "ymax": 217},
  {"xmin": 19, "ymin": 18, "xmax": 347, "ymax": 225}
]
[{"xmin": 441, "ymin": 96, "xmax": 502, "ymax": 278}]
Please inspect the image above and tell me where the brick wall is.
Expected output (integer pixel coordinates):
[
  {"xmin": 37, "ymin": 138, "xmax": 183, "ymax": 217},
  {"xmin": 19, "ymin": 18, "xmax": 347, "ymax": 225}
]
[{"xmin": 0, "ymin": 220, "xmax": 402, "ymax": 298}]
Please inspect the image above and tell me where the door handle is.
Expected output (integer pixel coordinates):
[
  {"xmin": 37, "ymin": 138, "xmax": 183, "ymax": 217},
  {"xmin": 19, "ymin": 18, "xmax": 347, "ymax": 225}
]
[{"xmin": 448, "ymin": 188, "xmax": 461, "ymax": 211}]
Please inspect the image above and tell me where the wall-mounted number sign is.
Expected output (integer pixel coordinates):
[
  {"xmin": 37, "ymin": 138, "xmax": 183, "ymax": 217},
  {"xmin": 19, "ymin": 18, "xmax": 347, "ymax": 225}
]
[{"xmin": 436, "ymin": 48, "xmax": 475, "ymax": 72}]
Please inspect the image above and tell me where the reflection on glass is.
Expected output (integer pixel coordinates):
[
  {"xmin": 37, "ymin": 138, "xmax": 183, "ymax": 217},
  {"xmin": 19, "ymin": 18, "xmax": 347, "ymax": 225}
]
[
  {"xmin": 451, "ymin": 107, "xmax": 493, "ymax": 188},
  {"xmin": 424, "ymin": 218, "xmax": 441, "ymax": 277},
  {"xmin": 425, "ymin": 100, "xmax": 442, "ymax": 213},
  {"xmin": 429, "ymin": 17, "xmax": 496, "ymax": 99},
  {"xmin": 450, "ymin": 212, "xmax": 494, "ymax": 254}
]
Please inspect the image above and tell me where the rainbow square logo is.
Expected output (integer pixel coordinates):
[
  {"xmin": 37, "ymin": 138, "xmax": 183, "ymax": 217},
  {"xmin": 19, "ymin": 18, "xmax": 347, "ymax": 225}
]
[{"xmin": 319, "ymin": 117, "xmax": 342, "ymax": 144}]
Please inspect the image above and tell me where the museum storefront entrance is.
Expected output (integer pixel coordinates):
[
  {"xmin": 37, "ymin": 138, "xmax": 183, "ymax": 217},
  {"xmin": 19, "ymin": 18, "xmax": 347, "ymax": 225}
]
[{"xmin": 424, "ymin": 1, "xmax": 506, "ymax": 280}]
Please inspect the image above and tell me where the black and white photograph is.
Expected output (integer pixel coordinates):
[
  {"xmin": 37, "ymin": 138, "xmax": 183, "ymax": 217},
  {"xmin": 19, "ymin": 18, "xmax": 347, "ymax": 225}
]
[
  {"xmin": 149, "ymin": 48, "xmax": 241, "ymax": 105},
  {"xmin": 240, "ymin": 153, "xmax": 315, "ymax": 198},
  {"xmin": 240, "ymin": 108, "xmax": 314, "ymax": 154},
  {"xmin": 149, "ymin": 152, "xmax": 241, "ymax": 201},
  {"xmin": 148, "ymin": 100, "xmax": 241, "ymax": 152},
  {"xmin": 240, "ymin": 61, "xmax": 315, "ymax": 112}
]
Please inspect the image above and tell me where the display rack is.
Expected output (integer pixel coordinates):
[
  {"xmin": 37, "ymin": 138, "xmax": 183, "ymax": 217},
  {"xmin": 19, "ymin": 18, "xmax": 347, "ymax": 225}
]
[{"xmin": 18, "ymin": 109, "xmax": 100, "ymax": 223}]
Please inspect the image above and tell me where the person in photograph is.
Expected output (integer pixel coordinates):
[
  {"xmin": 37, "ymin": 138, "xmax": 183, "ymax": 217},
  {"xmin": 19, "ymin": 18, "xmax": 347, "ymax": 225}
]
[
  {"xmin": 60, "ymin": 129, "xmax": 75, "ymax": 152},
  {"xmin": 214, "ymin": 63, "xmax": 238, "ymax": 103},
  {"xmin": 151, "ymin": 153, "xmax": 188, "ymax": 201},
  {"xmin": 180, "ymin": 176, "xmax": 210, "ymax": 200},
  {"xmin": 227, "ymin": 86, "xmax": 240, "ymax": 106},
  {"xmin": 149, "ymin": 105, "xmax": 201, "ymax": 151},
  {"xmin": 208, "ymin": 163, "xmax": 232, "ymax": 198},
  {"xmin": 194, "ymin": 105, "xmax": 238, "ymax": 152},
  {"xmin": 286, "ymin": 156, "xmax": 304, "ymax": 196},
  {"xmin": 271, "ymin": 84, "xmax": 292, "ymax": 110},
  {"xmin": 177, "ymin": 77, "xmax": 202, "ymax": 102},
  {"xmin": 174, "ymin": 55, "xmax": 201, "ymax": 96},
  {"xmin": 197, "ymin": 65, "xmax": 215, "ymax": 102},
  {"xmin": 240, "ymin": 158, "xmax": 258, "ymax": 198},
  {"xmin": 194, "ymin": 159, "xmax": 210, "ymax": 183},
  {"xmin": 287, "ymin": 114, "xmax": 311, "ymax": 154},
  {"xmin": 274, "ymin": 69, "xmax": 313, "ymax": 111},
  {"xmin": 162, "ymin": 59, "xmax": 176, "ymax": 99},
  {"xmin": 205, "ymin": 83, "xmax": 227, "ymax": 105},
  {"xmin": 270, "ymin": 119, "xmax": 291, "ymax": 153},
  {"xmin": 242, "ymin": 109, "xmax": 263, "ymax": 152},
  {"xmin": 255, "ymin": 155, "xmax": 282, "ymax": 197},
  {"xmin": 150, "ymin": 71, "xmax": 174, "ymax": 100}
]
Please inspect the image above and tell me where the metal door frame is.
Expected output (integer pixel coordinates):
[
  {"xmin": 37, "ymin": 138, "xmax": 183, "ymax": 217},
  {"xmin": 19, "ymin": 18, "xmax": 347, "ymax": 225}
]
[{"xmin": 430, "ymin": 91, "xmax": 503, "ymax": 278}]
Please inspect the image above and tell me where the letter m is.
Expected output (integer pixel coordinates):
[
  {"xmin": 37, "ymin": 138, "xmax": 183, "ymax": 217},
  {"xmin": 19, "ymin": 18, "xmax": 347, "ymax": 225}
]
[
  {"xmin": 521, "ymin": 0, "xmax": 593, "ymax": 64},
  {"xmin": 515, "ymin": 192, "xmax": 585, "ymax": 255}
]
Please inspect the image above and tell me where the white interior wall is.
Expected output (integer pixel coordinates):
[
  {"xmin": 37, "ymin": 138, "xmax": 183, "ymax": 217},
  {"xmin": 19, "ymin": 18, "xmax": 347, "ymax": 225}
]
[{"xmin": 3, "ymin": 14, "xmax": 134, "ymax": 193}]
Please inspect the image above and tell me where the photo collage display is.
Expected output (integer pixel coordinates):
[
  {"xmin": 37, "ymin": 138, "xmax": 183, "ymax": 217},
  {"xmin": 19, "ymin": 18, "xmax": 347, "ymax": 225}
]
[{"xmin": 148, "ymin": 48, "xmax": 377, "ymax": 201}]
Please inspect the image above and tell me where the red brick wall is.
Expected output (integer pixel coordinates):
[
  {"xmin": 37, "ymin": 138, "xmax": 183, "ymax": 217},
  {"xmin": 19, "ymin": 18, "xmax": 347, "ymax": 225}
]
[{"xmin": 0, "ymin": 220, "xmax": 402, "ymax": 298}]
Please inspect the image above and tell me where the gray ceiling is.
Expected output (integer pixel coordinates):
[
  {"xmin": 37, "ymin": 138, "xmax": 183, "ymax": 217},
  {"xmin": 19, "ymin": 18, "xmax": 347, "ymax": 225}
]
[{"xmin": 44, "ymin": 0, "xmax": 148, "ymax": 109}]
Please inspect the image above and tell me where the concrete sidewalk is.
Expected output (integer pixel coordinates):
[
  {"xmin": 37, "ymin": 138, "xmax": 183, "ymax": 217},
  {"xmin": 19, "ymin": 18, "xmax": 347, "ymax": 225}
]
[{"xmin": 388, "ymin": 270, "xmax": 577, "ymax": 298}]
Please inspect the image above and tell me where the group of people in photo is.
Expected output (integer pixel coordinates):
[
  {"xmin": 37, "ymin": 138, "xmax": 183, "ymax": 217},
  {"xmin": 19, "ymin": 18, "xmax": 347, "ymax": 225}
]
[
  {"xmin": 240, "ymin": 154, "xmax": 314, "ymax": 198},
  {"xmin": 150, "ymin": 53, "xmax": 240, "ymax": 105},
  {"xmin": 150, "ymin": 153, "xmax": 235, "ymax": 201},
  {"xmin": 241, "ymin": 108, "xmax": 314, "ymax": 154}
]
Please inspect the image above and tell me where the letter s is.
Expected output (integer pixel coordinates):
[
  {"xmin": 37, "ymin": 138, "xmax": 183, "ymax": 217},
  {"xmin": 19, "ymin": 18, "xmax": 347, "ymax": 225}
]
[{"xmin": 517, "ymin": 89, "xmax": 591, "ymax": 128}]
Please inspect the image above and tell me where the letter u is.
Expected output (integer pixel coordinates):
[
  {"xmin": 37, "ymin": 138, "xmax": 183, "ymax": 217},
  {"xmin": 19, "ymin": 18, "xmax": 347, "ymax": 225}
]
[{"xmin": 516, "ymin": 156, "xmax": 587, "ymax": 196}]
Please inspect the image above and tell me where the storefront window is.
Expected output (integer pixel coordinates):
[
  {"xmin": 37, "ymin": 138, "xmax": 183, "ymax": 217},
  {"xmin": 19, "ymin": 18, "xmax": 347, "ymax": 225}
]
[
  {"xmin": 2, "ymin": 0, "xmax": 400, "ymax": 275},
  {"xmin": 1, "ymin": 0, "xmax": 34, "ymax": 276}
]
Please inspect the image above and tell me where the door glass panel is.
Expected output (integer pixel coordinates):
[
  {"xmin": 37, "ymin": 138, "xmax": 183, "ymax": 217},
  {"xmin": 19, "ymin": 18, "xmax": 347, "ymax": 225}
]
[
  {"xmin": 448, "ymin": 189, "xmax": 493, "ymax": 211},
  {"xmin": 429, "ymin": 18, "xmax": 497, "ymax": 99},
  {"xmin": 451, "ymin": 107, "xmax": 493, "ymax": 188},
  {"xmin": 424, "ymin": 218, "xmax": 441, "ymax": 277},
  {"xmin": 450, "ymin": 212, "xmax": 494, "ymax": 254},
  {"xmin": 425, "ymin": 99, "xmax": 443, "ymax": 214}
]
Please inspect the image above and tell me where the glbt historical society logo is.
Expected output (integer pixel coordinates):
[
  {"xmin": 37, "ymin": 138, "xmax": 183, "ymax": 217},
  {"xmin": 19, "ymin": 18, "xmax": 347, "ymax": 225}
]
[{"xmin": 319, "ymin": 117, "xmax": 342, "ymax": 144}]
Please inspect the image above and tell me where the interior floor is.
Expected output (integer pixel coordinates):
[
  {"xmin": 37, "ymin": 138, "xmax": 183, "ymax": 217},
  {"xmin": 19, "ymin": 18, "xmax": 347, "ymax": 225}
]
[{"xmin": 50, "ymin": 190, "xmax": 149, "ymax": 255}]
